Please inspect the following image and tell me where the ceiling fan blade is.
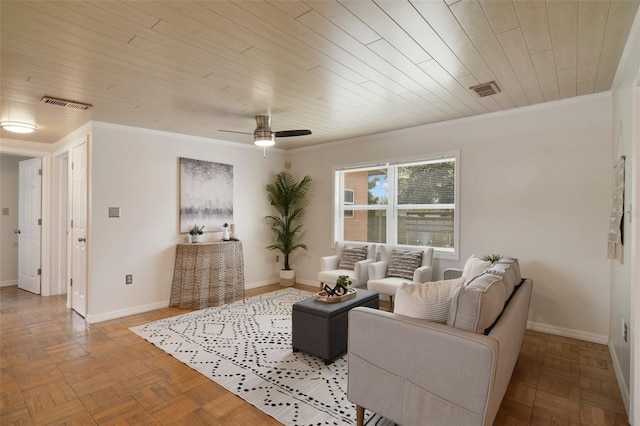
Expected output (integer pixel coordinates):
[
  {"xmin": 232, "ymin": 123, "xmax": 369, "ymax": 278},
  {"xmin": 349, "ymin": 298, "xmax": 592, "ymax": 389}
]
[
  {"xmin": 218, "ymin": 129, "xmax": 252, "ymax": 135},
  {"xmin": 274, "ymin": 130, "xmax": 312, "ymax": 138}
]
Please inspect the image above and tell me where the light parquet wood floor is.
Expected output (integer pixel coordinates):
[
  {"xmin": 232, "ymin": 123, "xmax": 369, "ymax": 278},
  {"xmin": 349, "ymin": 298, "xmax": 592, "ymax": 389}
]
[{"xmin": 0, "ymin": 285, "xmax": 629, "ymax": 425}]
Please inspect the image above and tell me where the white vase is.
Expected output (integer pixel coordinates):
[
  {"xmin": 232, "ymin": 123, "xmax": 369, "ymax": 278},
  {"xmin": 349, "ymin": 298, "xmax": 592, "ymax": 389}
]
[
  {"xmin": 280, "ymin": 269, "xmax": 295, "ymax": 287},
  {"xmin": 185, "ymin": 234, "xmax": 192, "ymax": 243},
  {"xmin": 230, "ymin": 224, "xmax": 236, "ymax": 239},
  {"xmin": 222, "ymin": 228, "xmax": 230, "ymax": 241},
  {"xmin": 193, "ymin": 234, "xmax": 203, "ymax": 243}
]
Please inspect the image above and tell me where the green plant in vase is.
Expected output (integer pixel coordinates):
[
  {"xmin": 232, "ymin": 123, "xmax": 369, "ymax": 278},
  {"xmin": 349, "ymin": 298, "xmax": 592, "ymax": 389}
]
[
  {"xmin": 190, "ymin": 225, "xmax": 204, "ymax": 242},
  {"xmin": 336, "ymin": 275, "xmax": 353, "ymax": 295},
  {"xmin": 265, "ymin": 171, "xmax": 312, "ymax": 286},
  {"xmin": 189, "ymin": 225, "xmax": 204, "ymax": 235},
  {"xmin": 336, "ymin": 275, "xmax": 352, "ymax": 287}
]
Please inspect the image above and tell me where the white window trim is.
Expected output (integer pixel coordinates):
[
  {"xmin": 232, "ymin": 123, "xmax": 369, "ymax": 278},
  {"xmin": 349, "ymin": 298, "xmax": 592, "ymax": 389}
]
[
  {"xmin": 344, "ymin": 188, "xmax": 355, "ymax": 204},
  {"xmin": 333, "ymin": 151, "xmax": 460, "ymax": 260},
  {"xmin": 344, "ymin": 189, "xmax": 355, "ymax": 218}
]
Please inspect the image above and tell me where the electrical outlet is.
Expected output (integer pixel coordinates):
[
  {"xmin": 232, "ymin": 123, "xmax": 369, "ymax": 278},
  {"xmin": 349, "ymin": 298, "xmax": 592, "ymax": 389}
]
[
  {"xmin": 276, "ymin": 255, "xmax": 280, "ymax": 262},
  {"xmin": 126, "ymin": 274, "xmax": 133, "ymax": 285}
]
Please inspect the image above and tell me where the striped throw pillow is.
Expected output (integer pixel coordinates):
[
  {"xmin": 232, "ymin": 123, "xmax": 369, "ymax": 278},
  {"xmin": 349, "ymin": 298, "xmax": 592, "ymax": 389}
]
[
  {"xmin": 386, "ymin": 249, "xmax": 423, "ymax": 280},
  {"xmin": 394, "ymin": 277, "xmax": 466, "ymax": 322},
  {"xmin": 337, "ymin": 246, "xmax": 368, "ymax": 270}
]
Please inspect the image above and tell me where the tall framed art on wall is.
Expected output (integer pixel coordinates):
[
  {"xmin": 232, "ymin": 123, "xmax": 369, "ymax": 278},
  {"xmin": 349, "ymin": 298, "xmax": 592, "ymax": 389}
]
[{"xmin": 179, "ymin": 157, "xmax": 233, "ymax": 233}]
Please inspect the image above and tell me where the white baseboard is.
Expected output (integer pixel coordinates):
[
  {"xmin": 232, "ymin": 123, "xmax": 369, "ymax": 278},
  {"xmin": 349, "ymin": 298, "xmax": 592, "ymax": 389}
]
[
  {"xmin": 245, "ymin": 278, "xmax": 320, "ymax": 290},
  {"xmin": 295, "ymin": 278, "xmax": 318, "ymax": 287},
  {"xmin": 1, "ymin": 280, "xmax": 18, "ymax": 288},
  {"xmin": 527, "ymin": 321, "xmax": 608, "ymax": 344},
  {"xmin": 609, "ymin": 342, "xmax": 631, "ymax": 416},
  {"xmin": 86, "ymin": 300, "xmax": 169, "ymax": 324},
  {"xmin": 245, "ymin": 279, "xmax": 279, "ymax": 290}
]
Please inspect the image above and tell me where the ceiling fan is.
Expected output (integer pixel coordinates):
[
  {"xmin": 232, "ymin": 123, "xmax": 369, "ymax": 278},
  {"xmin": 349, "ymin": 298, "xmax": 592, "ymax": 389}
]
[{"xmin": 219, "ymin": 115, "xmax": 311, "ymax": 147}]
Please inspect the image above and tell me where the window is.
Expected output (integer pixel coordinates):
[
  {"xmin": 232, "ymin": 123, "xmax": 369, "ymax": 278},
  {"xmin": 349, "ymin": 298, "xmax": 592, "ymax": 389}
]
[
  {"xmin": 334, "ymin": 153, "xmax": 459, "ymax": 259},
  {"xmin": 344, "ymin": 189, "xmax": 354, "ymax": 218},
  {"xmin": 344, "ymin": 189, "xmax": 354, "ymax": 204}
]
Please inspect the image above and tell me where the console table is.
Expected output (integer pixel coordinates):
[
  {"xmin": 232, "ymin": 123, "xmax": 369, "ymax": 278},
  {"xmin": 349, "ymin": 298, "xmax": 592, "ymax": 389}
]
[{"xmin": 170, "ymin": 242, "xmax": 245, "ymax": 309}]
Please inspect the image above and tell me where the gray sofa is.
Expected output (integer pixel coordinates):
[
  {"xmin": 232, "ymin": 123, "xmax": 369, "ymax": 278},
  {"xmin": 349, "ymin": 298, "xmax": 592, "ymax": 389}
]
[{"xmin": 347, "ymin": 258, "xmax": 532, "ymax": 426}]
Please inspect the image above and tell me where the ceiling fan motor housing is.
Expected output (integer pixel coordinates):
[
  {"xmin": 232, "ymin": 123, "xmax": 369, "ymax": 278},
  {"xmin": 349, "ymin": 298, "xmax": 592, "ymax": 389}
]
[{"xmin": 254, "ymin": 115, "xmax": 275, "ymax": 146}]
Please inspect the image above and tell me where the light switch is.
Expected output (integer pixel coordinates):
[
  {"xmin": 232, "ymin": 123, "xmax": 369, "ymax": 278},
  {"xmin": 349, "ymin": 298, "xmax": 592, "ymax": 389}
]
[{"xmin": 108, "ymin": 207, "xmax": 121, "ymax": 218}]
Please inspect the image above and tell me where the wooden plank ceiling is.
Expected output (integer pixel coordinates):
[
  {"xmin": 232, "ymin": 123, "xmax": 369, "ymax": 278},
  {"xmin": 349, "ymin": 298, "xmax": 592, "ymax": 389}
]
[{"xmin": 1, "ymin": 0, "xmax": 638, "ymax": 149}]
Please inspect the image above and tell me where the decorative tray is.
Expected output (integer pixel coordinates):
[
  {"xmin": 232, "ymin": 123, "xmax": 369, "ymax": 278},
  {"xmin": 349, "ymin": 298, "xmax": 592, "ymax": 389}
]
[{"xmin": 316, "ymin": 288, "xmax": 357, "ymax": 303}]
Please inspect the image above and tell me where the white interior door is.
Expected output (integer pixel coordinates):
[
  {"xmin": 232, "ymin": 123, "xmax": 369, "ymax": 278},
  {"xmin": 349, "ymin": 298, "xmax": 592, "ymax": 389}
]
[
  {"xmin": 71, "ymin": 142, "xmax": 87, "ymax": 317},
  {"xmin": 18, "ymin": 158, "xmax": 42, "ymax": 294}
]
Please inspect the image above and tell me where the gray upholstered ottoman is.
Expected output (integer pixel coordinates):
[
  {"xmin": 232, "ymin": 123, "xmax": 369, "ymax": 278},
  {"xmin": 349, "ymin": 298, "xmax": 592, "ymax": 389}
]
[{"xmin": 292, "ymin": 289, "xmax": 379, "ymax": 364}]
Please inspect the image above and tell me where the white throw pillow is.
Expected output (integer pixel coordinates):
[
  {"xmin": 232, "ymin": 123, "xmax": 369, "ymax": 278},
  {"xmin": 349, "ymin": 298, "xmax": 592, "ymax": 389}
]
[
  {"xmin": 447, "ymin": 273, "xmax": 506, "ymax": 334},
  {"xmin": 462, "ymin": 255, "xmax": 491, "ymax": 281},
  {"xmin": 393, "ymin": 277, "xmax": 466, "ymax": 322}
]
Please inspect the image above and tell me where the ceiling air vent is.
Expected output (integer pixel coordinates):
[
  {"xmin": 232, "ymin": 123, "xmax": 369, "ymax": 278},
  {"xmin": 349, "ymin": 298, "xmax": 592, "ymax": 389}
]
[
  {"xmin": 41, "ymin": 96, "xmax": 92, "ymax": 110},
  {"xmin": 469, "ymin": 81, "xmax": 501, "ymax": 98}
]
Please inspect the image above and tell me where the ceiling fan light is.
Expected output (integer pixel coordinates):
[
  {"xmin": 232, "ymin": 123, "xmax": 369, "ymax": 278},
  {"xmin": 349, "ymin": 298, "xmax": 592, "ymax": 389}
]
[
  {"xmin": 254, "ymin": 135, "xmax": 275, "ymax": 147},
  {"xmin": 1, "ymin": 121, "xmax": 37, "ymax": 134},
  {"xmin": 254, "ymin": 123, "xmax": 275, "ymax": 146}
]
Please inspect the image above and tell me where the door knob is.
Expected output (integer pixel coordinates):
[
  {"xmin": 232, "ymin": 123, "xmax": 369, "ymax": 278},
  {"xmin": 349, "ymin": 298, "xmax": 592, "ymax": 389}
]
[
  {"xmin": 13, "ymin": 229, "xmax": 20, "ymax": 234},
  {"xmin": 78, "ymin": 237, "xmax": 86, "ymax": 242}
]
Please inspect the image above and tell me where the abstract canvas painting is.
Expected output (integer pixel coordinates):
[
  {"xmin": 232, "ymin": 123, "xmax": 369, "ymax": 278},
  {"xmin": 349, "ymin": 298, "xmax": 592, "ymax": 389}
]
[{"xmin": 180, "ymin": 158, "xmax": 233, "ymax": 233}]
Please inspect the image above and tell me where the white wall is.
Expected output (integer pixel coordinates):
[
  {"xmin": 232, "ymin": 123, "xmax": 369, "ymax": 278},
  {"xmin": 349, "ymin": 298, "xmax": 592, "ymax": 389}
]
[
  {"xmin": 87, "ymin": 122, "xmax": 287, "ymax": 321},
  {"xmin": 610, "ymin": 10, "xmax": 640, "ymax": 418},
  {"xmin": 289, "ymin": 94, "xmax": 613, "ymax": 342},
  {"xmin": 0, "ymin": 154, "xmax": 32, "ymax": 285}
]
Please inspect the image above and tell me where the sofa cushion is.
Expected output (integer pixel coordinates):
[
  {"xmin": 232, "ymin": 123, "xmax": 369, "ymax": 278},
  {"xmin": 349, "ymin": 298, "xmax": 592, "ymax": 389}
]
[
  {"xmin": 387, "ymin": 249, "xmax": 423, "ymax": 280},
  {"xmin": 462, "ymin": 255, "xmax": 491, "ymax": 280},
  {"xmin": 486, "ymin": 257, "xmax": 521, "ymax": 298},
  {"xmin": 393, "ymin": 277, "xmax": 466, "ymax": 322},
  {"xmin": 447, "ymin": 273, "xmax": 507, "ymax": 334},
  {"xmin": 337, "ymin": 245, "xmax": 368, "ymax": 270}
]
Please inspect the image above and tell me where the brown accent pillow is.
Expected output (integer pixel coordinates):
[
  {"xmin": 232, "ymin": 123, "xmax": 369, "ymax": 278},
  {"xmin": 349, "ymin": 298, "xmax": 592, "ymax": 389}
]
[
  {"xmin": 337, "ymin": 246, "xmax": 368, "ymax": 270},
  {"xmin": 386, "ymin": 249, "xmax": 423, "ymax": 280}
]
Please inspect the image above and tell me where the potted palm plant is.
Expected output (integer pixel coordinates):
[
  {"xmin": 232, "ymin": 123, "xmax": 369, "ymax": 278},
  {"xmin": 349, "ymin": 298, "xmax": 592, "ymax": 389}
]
[{"xmin": 265, "ymin": 171, "xmax": 312, "ymax": 287}]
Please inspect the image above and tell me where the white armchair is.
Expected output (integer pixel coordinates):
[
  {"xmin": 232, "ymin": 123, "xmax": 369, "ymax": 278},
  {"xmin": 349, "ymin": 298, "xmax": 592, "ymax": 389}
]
[
  {"xmin": 318, "ymin": 242, "xmax": 378, "ymax": 289},
  {"xmin": 367, "ymin": 245, "xmax": 434, "ymax": 310}
]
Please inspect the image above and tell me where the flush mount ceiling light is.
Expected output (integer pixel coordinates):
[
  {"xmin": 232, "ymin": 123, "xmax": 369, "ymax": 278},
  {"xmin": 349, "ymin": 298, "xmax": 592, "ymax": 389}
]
[{"xmin": 1, "ymin": 121, "xmax": 37, "ymax": 134}]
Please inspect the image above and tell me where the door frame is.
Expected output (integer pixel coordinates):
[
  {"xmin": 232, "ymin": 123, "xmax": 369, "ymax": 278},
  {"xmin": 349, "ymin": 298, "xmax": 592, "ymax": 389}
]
[
  {"xmin": 68, "ymin": 137, "xmax": 89, "ymax": 317},
  {"xmin": 630, "ymin": 78, "xmax": 640, "ymax": 426},
  {"xmin": 0, "ymin": 145, "xmax": 50, "ymax": 295},
  {"xmin": 50, "ymin": 152, "xmax": 69, "ymax": 296}
]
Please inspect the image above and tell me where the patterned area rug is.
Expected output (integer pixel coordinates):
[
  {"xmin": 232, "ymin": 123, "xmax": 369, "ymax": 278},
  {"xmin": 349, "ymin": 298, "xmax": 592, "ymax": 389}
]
[{"xmin": 130, "ymin": 289, "xmax": 393, "ymax": 426}]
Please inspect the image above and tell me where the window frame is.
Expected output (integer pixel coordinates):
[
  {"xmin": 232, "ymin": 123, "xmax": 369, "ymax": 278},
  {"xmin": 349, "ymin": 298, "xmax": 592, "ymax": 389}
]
[
  {"xmin": 333, "ymin": 151, "xmax": 460, "ymax": 260},
  {"xmin": 344, "ymin": 189, "xmax": 354, "ymax": 218}
]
